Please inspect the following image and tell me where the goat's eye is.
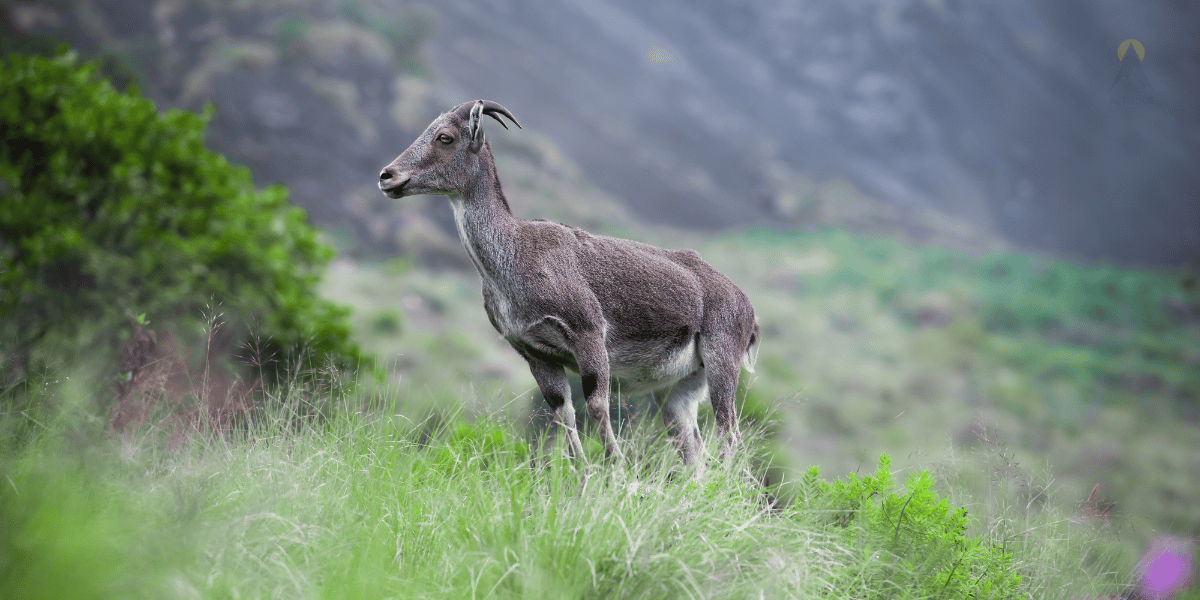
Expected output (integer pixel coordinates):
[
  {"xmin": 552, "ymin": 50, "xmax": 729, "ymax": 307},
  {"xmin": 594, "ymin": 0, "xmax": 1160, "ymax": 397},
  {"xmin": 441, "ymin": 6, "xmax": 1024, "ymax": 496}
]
[{"xmin": 437, "ymin": 134, "xmax": 454, "ymax": 144}]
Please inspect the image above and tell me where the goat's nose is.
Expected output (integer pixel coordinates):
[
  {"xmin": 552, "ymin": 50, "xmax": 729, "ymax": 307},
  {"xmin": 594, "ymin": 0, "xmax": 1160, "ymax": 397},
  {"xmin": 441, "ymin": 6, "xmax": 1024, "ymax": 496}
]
[{"xmin": 379, "ymin": 168, "xmax": 394, "ymax": 182}]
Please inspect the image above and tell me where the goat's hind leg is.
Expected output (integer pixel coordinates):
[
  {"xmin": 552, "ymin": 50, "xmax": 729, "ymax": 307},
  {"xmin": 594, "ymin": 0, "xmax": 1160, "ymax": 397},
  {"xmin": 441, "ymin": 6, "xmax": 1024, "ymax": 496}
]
[
  {"xmin": 658, "ymin": 370, "xmax": 707, "ymax": 466},
  {"xmin": 699, "ymin": 336, "xmax": 745, "ymax": 461},
  {"xmin": 527, "ymin": 359, "xmax": 585, "ymax": 459}
]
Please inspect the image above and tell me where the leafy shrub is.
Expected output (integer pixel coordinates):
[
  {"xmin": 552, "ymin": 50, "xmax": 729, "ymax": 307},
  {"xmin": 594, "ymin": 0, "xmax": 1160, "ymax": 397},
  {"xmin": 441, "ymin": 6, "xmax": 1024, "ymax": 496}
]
[
  {"xmin": 0, "ymin": 49, "xmax": 361, "ymax": 384},
  {"xmin": 797, "ymin": 455, "xmax": 1023, "ymax": 599}
]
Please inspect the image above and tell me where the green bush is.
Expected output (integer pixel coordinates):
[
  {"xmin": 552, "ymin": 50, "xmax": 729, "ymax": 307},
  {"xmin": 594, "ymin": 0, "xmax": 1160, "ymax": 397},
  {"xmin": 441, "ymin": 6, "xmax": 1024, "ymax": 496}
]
[
  {"xmin": 0, "ymin": 49, "xmax": 361, "ymax": 384},
  {"xmin": 797, "ymin": 455, "xmax": 1023, "ymax": 599}
]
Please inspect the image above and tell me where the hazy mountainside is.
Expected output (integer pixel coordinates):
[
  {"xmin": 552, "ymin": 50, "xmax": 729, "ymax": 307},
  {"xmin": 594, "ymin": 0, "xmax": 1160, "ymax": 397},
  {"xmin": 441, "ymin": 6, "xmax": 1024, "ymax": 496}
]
[
  {"xmin": 8, "ymin": 1, "xmax": 1194, "ymax": 266},
  {"xmin": 424, "ymin": 0, "xmax": 1200, "ymax": 267},
  {"xmin": 0, "ymin": 0, "xmax": 641, "ymax": 267}
]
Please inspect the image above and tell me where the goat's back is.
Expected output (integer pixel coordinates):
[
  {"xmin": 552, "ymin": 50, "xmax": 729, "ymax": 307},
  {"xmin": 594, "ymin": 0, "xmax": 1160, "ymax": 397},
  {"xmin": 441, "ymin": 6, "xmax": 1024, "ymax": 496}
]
[{"xmin": 512, "ymin": 220, "xmax": 755, "ymax": 382}]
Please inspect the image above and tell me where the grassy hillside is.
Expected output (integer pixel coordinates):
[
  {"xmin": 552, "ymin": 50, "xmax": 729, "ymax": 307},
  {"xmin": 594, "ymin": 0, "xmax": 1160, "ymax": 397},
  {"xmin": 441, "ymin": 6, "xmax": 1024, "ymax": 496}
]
[
  {"xmin": 707, "ymin": 229, "xmax": 1199, "ymax": 538},
  {"xmin": 322, "ymin": 224, "xmax": 1200, "ymax": 589},
  {"xmin": 3, "ymin": 222, "xmax": 1194, "ymax": 597},
  {"xmin": 1, "ymin": 379, "xmax": 1139, "ymax": 599}
]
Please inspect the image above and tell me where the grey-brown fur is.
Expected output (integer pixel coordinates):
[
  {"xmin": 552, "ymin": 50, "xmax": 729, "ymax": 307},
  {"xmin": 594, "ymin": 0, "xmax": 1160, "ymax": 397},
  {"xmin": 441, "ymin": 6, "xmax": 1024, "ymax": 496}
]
[{"xmin": 379, "ymin": 100, "xmax": 758, "ymax": 465}]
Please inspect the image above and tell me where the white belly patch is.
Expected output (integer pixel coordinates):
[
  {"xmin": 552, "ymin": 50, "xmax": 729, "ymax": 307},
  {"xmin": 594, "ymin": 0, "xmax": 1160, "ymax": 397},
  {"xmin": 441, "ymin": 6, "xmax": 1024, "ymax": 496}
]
[{"xmin": 609, "ymin": 337, "xmax": 700, "ymax": 396}]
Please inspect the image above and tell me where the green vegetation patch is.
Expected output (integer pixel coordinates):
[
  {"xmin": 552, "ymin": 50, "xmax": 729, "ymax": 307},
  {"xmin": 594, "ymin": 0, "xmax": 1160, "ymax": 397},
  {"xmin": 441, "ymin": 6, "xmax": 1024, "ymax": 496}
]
[
  {"xmin": 796, "ymin": 455, "xmax": 1021, "ymax": 598},
  {"xmin": 734, "ymin": 228, "xmax": 1199, "ymax": 410},
  {"xmin": 0, "ymin": 50, "xmax": 361, "ymax": 383}
]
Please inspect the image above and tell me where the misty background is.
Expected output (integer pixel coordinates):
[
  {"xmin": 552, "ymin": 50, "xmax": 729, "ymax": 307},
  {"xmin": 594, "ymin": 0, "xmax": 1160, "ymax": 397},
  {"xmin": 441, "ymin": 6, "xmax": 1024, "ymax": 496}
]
[{"xmin": 6, "ymin": 0, "xmax": 1197, "ymax": 268}]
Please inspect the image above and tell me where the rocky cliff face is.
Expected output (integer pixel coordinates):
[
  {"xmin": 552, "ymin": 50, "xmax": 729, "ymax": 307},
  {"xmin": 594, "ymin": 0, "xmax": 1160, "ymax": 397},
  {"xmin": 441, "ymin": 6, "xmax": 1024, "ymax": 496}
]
[{"xmin": 6, "ymin": 0, "xmax": 1197, "ymax": 266}]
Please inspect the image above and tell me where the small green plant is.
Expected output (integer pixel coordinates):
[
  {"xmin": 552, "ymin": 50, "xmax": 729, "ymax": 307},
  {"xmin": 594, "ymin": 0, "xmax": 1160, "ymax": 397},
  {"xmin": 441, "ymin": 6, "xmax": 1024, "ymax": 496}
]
[
  {"xmin": 797, "ymin": 455, "xmax": 1023, "ymax": 599},
  {"xmin": 369, "ymin": 310, "xmax": 402, "ymax": 335},
  {"xmin": 431, "ymin": 420, "xmax": 530, "ymax": 475}
]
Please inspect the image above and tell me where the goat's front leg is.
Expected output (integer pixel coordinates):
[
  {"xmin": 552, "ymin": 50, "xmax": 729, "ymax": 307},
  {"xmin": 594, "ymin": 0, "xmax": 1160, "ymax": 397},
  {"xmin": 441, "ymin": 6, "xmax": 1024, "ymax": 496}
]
[
  {"xmin": 526, "ymin": 358, "xmax": 585, "ymax": 459},
  {"xmin": 574, "ymin": 334, "xmax": 621, "ymax": 460}
]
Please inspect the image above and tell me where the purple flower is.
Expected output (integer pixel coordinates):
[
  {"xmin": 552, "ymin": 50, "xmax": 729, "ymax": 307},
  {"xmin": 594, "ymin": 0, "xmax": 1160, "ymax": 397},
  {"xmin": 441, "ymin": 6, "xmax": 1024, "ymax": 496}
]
[{"xmin": 1139, "ymin": 536, "xmax": 1196, "ymax": 599}]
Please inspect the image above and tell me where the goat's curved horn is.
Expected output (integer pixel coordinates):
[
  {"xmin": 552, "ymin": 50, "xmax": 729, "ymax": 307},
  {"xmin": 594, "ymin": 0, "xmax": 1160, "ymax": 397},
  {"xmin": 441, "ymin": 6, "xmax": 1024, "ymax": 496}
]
[
  {"xmin": 455, "ymin": 100, "xmax": 521, "ymax": 130},
  {"xmin": 478, "ymin": 100, "xmax": 521, "ymax": 130}
]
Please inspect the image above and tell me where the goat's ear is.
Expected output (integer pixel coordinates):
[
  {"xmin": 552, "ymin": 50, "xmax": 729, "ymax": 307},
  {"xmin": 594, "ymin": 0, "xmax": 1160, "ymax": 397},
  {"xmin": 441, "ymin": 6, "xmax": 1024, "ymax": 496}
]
[{"xmin": 468, "ymin": 100, "xmax": 485, "ymax": 153}]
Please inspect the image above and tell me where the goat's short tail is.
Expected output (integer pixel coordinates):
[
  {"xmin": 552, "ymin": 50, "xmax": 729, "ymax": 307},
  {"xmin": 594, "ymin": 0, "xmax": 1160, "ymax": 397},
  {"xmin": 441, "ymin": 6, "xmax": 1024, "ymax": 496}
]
[{"xmin": 741, "ymin": 320, "xmax": 760, "ymax": 374}]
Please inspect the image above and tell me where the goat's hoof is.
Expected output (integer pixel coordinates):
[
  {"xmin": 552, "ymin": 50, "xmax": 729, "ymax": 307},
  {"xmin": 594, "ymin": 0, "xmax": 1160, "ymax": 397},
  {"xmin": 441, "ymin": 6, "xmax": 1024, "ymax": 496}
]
[{"xmin": 580, "ymin": 466, "xmax": 594, "ymax": 494}]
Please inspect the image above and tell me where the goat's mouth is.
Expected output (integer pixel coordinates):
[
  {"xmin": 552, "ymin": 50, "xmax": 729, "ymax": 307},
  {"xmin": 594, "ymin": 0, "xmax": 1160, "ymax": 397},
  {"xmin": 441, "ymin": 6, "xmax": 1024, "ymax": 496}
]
[{"xmin": 378, "ymin": 179, "xmax": 408, "ymax": 199}]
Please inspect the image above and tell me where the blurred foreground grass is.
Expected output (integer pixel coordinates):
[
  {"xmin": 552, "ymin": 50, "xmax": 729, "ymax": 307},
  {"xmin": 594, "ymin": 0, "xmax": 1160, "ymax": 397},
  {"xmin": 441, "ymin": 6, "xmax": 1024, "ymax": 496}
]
[{"xmin": 0, "ymin": 377, "xmax": 1144, "ymax": 599}]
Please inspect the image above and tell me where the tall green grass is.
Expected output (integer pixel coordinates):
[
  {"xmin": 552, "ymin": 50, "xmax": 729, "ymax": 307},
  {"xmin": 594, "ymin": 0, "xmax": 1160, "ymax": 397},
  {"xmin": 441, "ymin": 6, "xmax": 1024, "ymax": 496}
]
[{"xmin": 1, "ymin": 376, "xmax": 1137, "ymax": 599}]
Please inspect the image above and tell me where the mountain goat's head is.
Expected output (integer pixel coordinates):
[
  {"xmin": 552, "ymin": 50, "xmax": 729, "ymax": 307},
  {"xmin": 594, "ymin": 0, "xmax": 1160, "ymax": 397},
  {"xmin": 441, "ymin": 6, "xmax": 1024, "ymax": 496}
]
[{"xmin": 378, "ymin": 99, "xmax": 520, "ymax": 199}]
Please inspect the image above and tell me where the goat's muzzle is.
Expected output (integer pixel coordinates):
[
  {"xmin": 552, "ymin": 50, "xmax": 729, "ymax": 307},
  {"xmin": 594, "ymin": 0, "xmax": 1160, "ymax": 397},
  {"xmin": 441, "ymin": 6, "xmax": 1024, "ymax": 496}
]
[{"xmin": 378, "ymin": 167, "xmax": 409, "ymax": 198}]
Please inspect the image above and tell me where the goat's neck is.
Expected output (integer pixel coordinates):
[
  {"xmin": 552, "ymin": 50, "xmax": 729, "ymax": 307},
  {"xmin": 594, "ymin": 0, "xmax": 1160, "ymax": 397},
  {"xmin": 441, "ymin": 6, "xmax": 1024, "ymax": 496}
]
[{"xmin": 450, "ymin": 153, "xmax": 519, "ymax": 284}]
